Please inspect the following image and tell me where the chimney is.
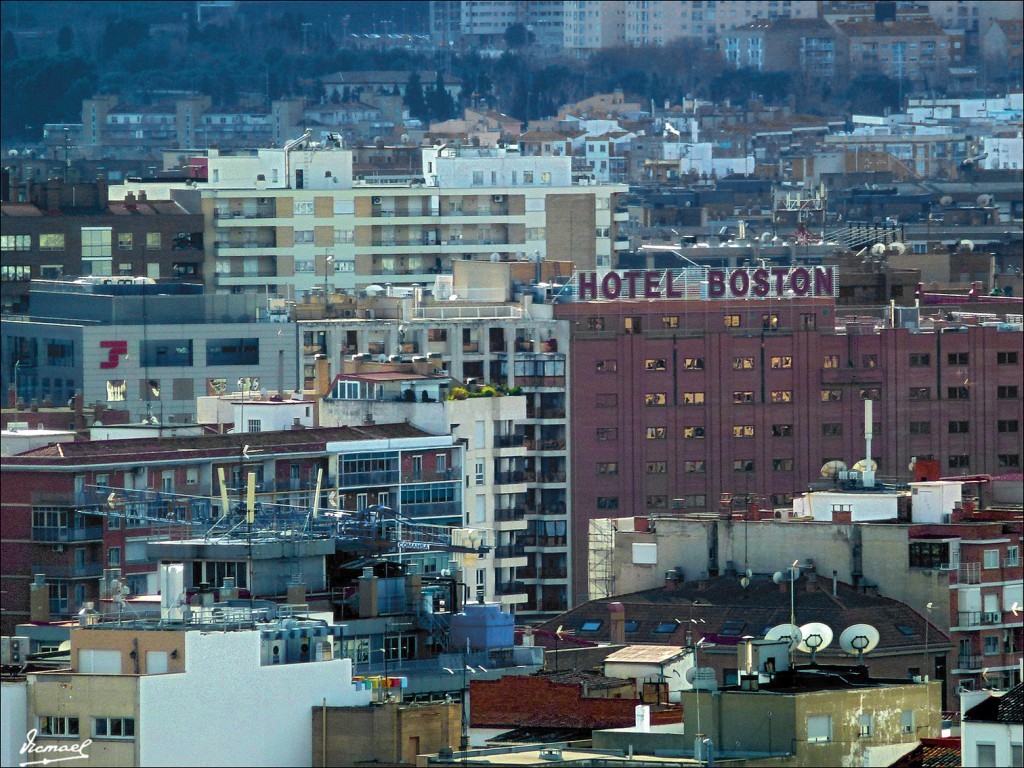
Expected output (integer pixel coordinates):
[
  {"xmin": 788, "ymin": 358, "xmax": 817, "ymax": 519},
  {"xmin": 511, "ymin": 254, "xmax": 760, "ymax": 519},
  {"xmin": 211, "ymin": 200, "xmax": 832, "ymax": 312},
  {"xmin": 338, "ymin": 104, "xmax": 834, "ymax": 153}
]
[
  {"xmin": 747, "ymin": 501, "xmax": 761, "ymax": 521},
  {"xmin": 358, "ymin": 566, "xmax": 379, "ymax": 618},
  {"xmin": 608, "ymin": 602, "xmax": 625, "ymax": 644},
  {"xmin": 522, "ymin": 626, "xmax": 534, "ymax": 647},
  {"xmin": 125, "ymin": 191, "xmax": 137, "ymax": 207},
  {"xmin": 221, "ymin": 577, "xmax": 238, "ymax": 601},
  {"xmin": 286, "ymin": 575, "xmax": 306, "ymax": 606},
  {"xmin": 7, "ymin": 384, "xmax": 15, "ymax": 408},
  {"xmin": 314, "ymin": 354, "xmax": 331, "ymax": 397},
  {"xmin": 30, "ymin": 573, "xmax": 50, "ymax": 623},
  {"xmin": 137, "ymin": 189, "xmax": 147, "ymax": 203}
]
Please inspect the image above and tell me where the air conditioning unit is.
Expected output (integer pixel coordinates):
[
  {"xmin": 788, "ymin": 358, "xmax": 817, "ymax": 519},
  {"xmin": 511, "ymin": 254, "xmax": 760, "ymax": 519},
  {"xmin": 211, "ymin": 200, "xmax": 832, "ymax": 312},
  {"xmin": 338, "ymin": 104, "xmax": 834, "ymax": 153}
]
[
  {"xmin": 342, "ymin": 309, "xmax": 354, "ymax": 318},
  {"xmin": 1, "ymin": 637, "xmax": 29, "ymax": 665},
  {"xmin": 53, "ymin": 544, "xmax": 65, "ymax": 553},
  {"xmin": 492, "ymin": 194, "xmax": 504, "ymax": 203},
  {"xmin": 372, "ymin": 196, "xmax": 382, "ymax": 205}
]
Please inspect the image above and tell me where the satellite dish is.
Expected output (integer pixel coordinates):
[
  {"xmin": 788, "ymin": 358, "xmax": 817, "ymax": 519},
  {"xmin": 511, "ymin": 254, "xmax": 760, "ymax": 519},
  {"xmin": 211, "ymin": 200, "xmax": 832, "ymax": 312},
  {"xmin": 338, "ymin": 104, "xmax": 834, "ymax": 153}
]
[
  {"xmin": 908, "ymin": 456, "xmax": 917, "ymax": 472},
  {"xmin": 797, "ymin": 622, "xmax": 834, "ymax": 660},
  {"xmin": 976, "ymin": 194, "xmax": 992, "ymax": 207},
  {"xmin": 772, "ymin": 571, "xmax": 784, "ymax": 585},
  {"xmin": 870, "ymin": 243, "xmax": 886, "ymax": 256},
  {"xmin": 685, "ymin": 666, "xmax": 697, "ymax": 684},
  {"xmin": 745, "ymin": 568, "xmax": 753, "ymax": 579},
  {"xmin": 839, "ymin": 624, "xmax": 880, "ymax": 663},
  {"xmin": 939, "ymin": 195, "xmax": 953, "ymax": 207},
  {"xmin": 58, "ymin": 640, "xmax": 71, "ymax": 652},
  {"xmin": 740, "ymin": 576, "xmax": 751, "ymax": 588},
  {"xmin": 888, "ymin": 242, "xmax": 906, "ymax": 255},
  {"xmin": 852, "ymin": 459, "xmax": 878, "ymax": 473},
  {"xmin": 765, "ymin": 624, "xmax": 803, "ymax": 651},
  {"xmin": 821, "ymin": 460, "xmax": 848, "ymax": 478},
  {"xmin": 760, "ymin": 232, "xmax": 772, "ymax": 243},
  {"xmin": 959, "ymin": 240, "xmax": 974, "ymax": 252}
]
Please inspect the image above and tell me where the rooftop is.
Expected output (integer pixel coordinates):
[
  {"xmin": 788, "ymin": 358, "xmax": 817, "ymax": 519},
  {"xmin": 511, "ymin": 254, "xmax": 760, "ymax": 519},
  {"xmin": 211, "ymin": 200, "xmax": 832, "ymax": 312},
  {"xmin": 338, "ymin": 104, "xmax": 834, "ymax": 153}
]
[{"xmin": 963, "ymin": 683, "xmax": 1024, "ymax": 724}]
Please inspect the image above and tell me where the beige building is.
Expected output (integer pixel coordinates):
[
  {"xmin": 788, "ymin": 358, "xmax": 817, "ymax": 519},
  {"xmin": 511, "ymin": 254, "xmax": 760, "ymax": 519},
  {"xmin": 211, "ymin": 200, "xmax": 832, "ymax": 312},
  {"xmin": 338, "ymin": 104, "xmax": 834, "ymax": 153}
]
[
  {"xmin": 835, "ymin": 19, "xmax": 951, "ymax": 84},
  {"xmin": 201, "ymin": 141, "xmax": 626, "ymax": 299},
  {"xmin": 625, "ymin": 0, "xmax": 818, "ymax": 47}
]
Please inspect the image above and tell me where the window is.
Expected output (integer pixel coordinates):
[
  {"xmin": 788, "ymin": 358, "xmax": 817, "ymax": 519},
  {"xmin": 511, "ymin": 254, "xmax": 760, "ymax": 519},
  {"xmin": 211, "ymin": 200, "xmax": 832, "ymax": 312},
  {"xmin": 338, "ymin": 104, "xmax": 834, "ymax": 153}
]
[
  {"xmin": 859, "ymin": 388, "xmax": 881, "ymax": 400},
  {"xmin": 597, "ymin": 428, "xmax": 618, "ymax": 441},
  {"xmin": 909, "ymin": 387, "xmax": 931, "ymax": 401},
  {"xmin": 1006, "ymin": 546, "xmax": 1019, "ymax": 566},
  {"xmin": 685, "ymin": 460, "xmax": 706, "ymax": 473},
  {"xmin": 733, "ymin": 459, "xmax": 755, "ymax": 473},
  {"xmin": 647, "ymin": 495, "xmax": 668, "ymax": 508},
  {"xmin": 949, "ymin": 421, "xmax": 969, "ymax": 434},
  {"xmin": 624, "ymin": 317, "xmax": 641, "ymax": 333},
  {"xmin": 597, "ymin": 496, "xmax": 619, "ymax": 509},
  {"xmin": 38, "ymin": 716, "xmax": 80, "ymax": 738},
  {"xmin": 94, "ymin": 717, "xmax": 135, "ymax": 739},
  {"xmin": 947, "ymin": 386, "xmax": 969, "ymax": 400},
  {"xmin": 206, "ymin": 338, "xmax": 259, "ymax": 366},
  {"xmin": 733, "ymin": 391, "xmax": 754, "ymax": 404},
  {"xmin": 683, "ymin": 426, "xmax": 705, "ymax": 439},
  {"xmin": 984, "ymin": 636, "xmax": 999, "ymax": 655},
  {"xmin": 983, "ymin": 549, "xmax": 999, "ymax": 569},
  {"xmin": 82, "ymin": 227, "xmax": 112, "ymax": 258},
  {"xmin": 822, "ymin": 423, "xmax": 842, "ymax": 436},
  {"xmin": 976, "ymin": 744, "xmax": 996, "ymax": 767},
  {"xmin": 587, "ymin": 317, "xmax": 605, "ymax": 330},
  {"xmin": 724, "ymin": 314, "xmax": 741, "ymax": 327},
  {"xmin": 948, "ymin": 455, "xmax": 969, "ymax": 469},
  {"xmin": 108, "ymin": 547, "xmax": 121, "ymax": 566},
  {"xmin": 1, "ymin": 234, "xmax": 31, "ymax": 251},
  {"xmin": 762, "ymin": 314, "xmax": 779, "ymax": 330},
  {"xmin": 644, "ymin": 358, "xmax": 666, "ymax": 371},
  {"xmin": 771, "ymin": 390, "xmax": 793, "ymax": 403},
  {"xmin": 106, "ymin": 380, "xmax": 127, "ymax": 402},
  {"xmin": 597, "ymin": 462, "xmax": 619, "ymax": 475},
  {"xmin": 293, "ymin": 200, "xmax": 314, "ymax": 215},
  {"xmin": 294, "ymin": 230, "xmax": 314, "ymax": 243},
  {"xmin": 858, "ymin": 714, "xmax": 873, "ymax": 738},
  {"xmin": 118, "ymin": 233, "xmax": 133, "ymax": 250},
  {"xmin": 997, "ymin": 351, "xmax": 1018, "ymax": 365},
  {"xmin": 682, "ymin": 392, "xmax": 705, "ymax": 405},
  {"xmin": 947, "ymin": 352, "xmax": 968, "ymax": 365},
  {"xmin": 646, "ymin": 427, "xmax": 667, "ymax": 440},
  {"xmin": 624, "ymin": 621, "xmax": 640, "ymax": 633},
  {"xmin": 823, "ymin": 355, "xmax": 839, "ymax": 368},
  {"xmin": 901, "ymin": 710, "xmax": 915, "ymax": 734},
  {"xmin": 772, "ymin": 424, "xmax": 793, "ymax": 437},
  {"xmin": 645, "ymin": 393, "xmax": 667, "ymax": 406},
  {"xmin": 732, "ymin": 357, "xmax": 754, "ymax": 370},
  {"xmin": 662, "ymin": 316, "xmax": 679, "ymax": 328},
  {"xmin": 474, "ymin": 461, "xmax": 484, "ymax": 485},
  {"xmin": 998, "ymin": 420, "xmax": 1019, "ymax": 433},
  {"xmin": 647, "ymin": 461, "xmax": 667, "ymax": 474},
  {"xmin": 998, "ymin": 385, "xmax": 1019, "ymax": 399},
  {"xmin": 580, "ymin": 620, "xmax": 602, "ymax": 632},
  {"xmin": 862, "ymin": 354, "xmax": 878, "ymax": 368},
  {"xmin": 807, "ymin": 715, "xmax": 832, "ymax": 743},
  {"xmin": 909, "ymin": 353, "xmax": 930, "ymax": 367},
  {"xmin": 654, "ymin": 621, "xmax": 678, "ymax": 634},
  {"xmin": 821, "ymin": 389, "xmax": 842, "ymax": 402},
  {"xmin": 773, "ymin": 458, "xmax": 794, "ymax": 471},
  {"xmin": 142, "ymin": 339, "xmax": 193, "ymax": 367},
  {"xmin": 684, "ymin": 357, "xmax": 705, "ymax": 370},
  {"xmin": 596, "ymin": 360, "xmax": 618, "ymax": 373},
  {"xmin": 145, "ymin": 232, "xmax": 161, "ymax": 250},
  {"xmin": 0, "ymin": 265, "xmax": 30, "ymax": 281},
  {"xmin": 682, "ymin": 494, "xmax": 707, "ymax": 509},
  {"xmin": 770, "ymin": 356, "xmax": 792, "ymax": 369},
  {"xmin": 435, "ymin": 453, "xmax": 447, "ymax": 473},
  {"xmin": 39, "ymin": 234, "xmax": 65, "ymax": 251},
  {"xmin": 733, "ymin": 425, "xmax": 754, "ymax": 438}
]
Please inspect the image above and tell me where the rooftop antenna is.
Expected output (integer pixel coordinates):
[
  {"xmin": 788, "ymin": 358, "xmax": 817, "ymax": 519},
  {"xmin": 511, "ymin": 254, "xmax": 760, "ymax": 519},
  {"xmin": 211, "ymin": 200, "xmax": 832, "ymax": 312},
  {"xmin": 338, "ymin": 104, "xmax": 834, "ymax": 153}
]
[
  {"xmin": 839, "ymin": 624, "xmax": 880, "ymax": 666},
  {"xmin": 861, "ymin": 399, "xmax": 875, "ymax": 488}
]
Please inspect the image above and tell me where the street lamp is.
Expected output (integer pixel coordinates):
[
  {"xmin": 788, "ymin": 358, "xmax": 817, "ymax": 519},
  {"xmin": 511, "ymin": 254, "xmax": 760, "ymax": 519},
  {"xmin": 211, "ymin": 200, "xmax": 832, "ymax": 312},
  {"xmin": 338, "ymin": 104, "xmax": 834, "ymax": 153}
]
[
  {"xmin": 788, "ymin": 560, "xmax": 801, "ymax": 665},
  {"xmin": 692, "ymin": 637, "xmax": 710, "ymax": 765},
  {"xmin": 688, "ymin": 598, "xmax": 711, "ymax": 645},
  {"xmin": 323, "ymin": 254, "xmax": 335, "ymax": 310},
  {"xmin": 923, "ymin": 602, "xmax": 934, "ymax": 681},
  {"xmin": 444, "ymin": 662, "xmax": 485, "ymax": 754}
]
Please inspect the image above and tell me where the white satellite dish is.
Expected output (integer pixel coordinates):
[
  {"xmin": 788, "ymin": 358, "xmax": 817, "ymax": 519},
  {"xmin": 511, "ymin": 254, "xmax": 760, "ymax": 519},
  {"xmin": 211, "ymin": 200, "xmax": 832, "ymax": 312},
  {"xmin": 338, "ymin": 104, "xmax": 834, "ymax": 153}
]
[
  {"xmin": 852, "ymin": 459, "xmax": 877, "ymax": 473},
  {"xmin": 976, "ymin": 194, "xmax": 992, "ymax": 207},
  {"xmin": 821, "ymin": 460, "xmax": 848, "ymax": 478},
  {"xmin": 870, "ymin": 243, "xmax": 886, "ymax": 256},
  {"xmin": 839, "ymin": 624, "xmax": 880, "ymax": 663},
  {"xmin": 797, "ymin": 622, "xmax": 834, "ymax": 662},
  {"xmin": 760, "ymin": 232, "xmax": 772, "ymax": 244},
  {"xmin": 908, "ymin": 456, "xmax": 917, "ymax": 472},
  {"xmin": 939, "ymin": 195, "xmax": 953, "ymax": 207},
  {"xmin": 959, "ymin": 240, "xmax": 974, "ymax": 252},
  {"xmin": 772, "ymin": 571, "xmax": 784, "ymax": 584},
  {"xmin": 745, "ymin": 568, "xmax": 753, "ymax": 579},
  {"xmin": 740, "ymin": 576, "xmax": 751, "ymax": 588},
  {"xmin": 765, "ymin": 623, "xmax": 803, "ymax": 651},
  {"xmin": 888, "ymin": 242, "xmax": 906, "ymax": 255}
]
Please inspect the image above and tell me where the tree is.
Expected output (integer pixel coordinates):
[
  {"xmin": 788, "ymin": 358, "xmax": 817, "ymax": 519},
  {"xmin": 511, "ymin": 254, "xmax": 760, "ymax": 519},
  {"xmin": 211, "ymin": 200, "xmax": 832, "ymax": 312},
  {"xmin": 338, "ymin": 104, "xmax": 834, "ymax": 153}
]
[
  {"xmin": 403, "ymin": 71, "xmax": 426, "ymax": 120},
  {"xmin": 503, "ymin": 23, "xmax": 534, "ymax": 50},
  {"xmin": 57, "ymin": 26, "xmax": 74, "ymax": 54},
  {"xmin": 427, "ymin": 70, "xmax": 454, "ymax": 121}
]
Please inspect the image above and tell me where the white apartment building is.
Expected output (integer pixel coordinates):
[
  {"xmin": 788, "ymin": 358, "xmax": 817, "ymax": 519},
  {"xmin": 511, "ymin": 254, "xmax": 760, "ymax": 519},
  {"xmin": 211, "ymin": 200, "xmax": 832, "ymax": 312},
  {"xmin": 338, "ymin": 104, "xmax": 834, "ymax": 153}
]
[
  {"xmin": 623, "ymin": 0, "xmax": 818, "ymax": 47},
  {"xmin": 201, "ymin": 140, "xmax": 626, "ymax": 299},
  {"xmin": 301, "ymin": 297, "xmax": 573, "ymax": 617}
]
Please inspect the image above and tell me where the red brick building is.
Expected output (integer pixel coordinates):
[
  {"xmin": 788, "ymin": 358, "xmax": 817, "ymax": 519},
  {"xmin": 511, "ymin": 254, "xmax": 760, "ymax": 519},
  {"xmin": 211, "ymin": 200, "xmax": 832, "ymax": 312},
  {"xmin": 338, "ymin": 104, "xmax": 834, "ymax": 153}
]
[{"xmin": 555, "ymin": 293, "xmax": 1023, "ymax": 603}]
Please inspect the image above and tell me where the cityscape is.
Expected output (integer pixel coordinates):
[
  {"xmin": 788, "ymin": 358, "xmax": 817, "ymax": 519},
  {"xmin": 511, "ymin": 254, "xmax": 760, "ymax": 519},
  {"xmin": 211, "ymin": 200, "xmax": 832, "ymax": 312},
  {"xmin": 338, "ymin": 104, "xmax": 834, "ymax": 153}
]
[{"xmin": 0, "ymin": 1, "xmax": 1022, "ymax": 766}]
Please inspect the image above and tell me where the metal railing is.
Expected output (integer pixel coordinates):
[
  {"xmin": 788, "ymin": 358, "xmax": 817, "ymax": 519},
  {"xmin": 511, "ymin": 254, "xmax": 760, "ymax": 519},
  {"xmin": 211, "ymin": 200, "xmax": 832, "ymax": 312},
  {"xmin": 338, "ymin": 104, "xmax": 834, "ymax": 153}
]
[
  {"xmin": 957, "ymin": 654, "xmax": 983, "ymax": 671},
  {"xmin": 494, "ymin": 507, "xmax": 527, "ymax": 522},
  {"xmin": 493, "ymin": 544, "xmax": 525, "ymax": 559},
  {"xmin": 958, "ymin": 562, "xmax": 981, "ymax": 584},
  {"xmin": 31, "ymin": 526, "xmax": 104, "ymax": 543},
  {"xmin": 338, "ymin": 470, "xmax": 400, "ymax": 487},
  {"xmin": 495, "ymin": 581, "xmax": 526, "ymax": 596},
  {"xmin": 31, "ymin": 562, "xmax": 104, "ymax": 579},
  {"xmin": 494, "ymin": 471, "xmax": 526, "ymax": 485},
  {"xmin": 494, "ymin": 434, "xmax": 526, "ymax": 449}
]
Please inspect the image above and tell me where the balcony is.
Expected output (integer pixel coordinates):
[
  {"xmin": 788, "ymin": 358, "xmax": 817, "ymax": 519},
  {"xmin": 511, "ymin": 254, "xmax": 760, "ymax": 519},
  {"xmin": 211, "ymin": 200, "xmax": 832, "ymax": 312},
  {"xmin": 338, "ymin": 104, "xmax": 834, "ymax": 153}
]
[
  {"xmin": 539, "ymin": 568, "xmax": 568, "ymax": 579},
  {"xmin": 536, "ymin": 408, "xmax": 566, "ymax": 419},
  {"xmin": 494, "ymin": 434, "xmax": 525, "ymax": 449},
  {"xmin": 1006, "ymin": 557, "xmax": 1020, "ymax": 568},
  {"xmin": 494, "ymin": 544, "xmax": 525, "ymax": 559},
  {"xmin": 536, "ymin": 471, "xmax": 567, "ymax": 484},
  {"xmin": 338, "ymin": 470, "xmax": 400, "ymax": 487},
  {"xmin": 32, "ymin": 526, "xmax": 104, "ymax": 543},
  {"xmin": 494, "ymin": 471, "xmax": 526, "ymax": 486},
  {"xmin": 958, "ymin": 562, "xmax": 981, "ymax": 584},
  {"xmin": 31, "ymin": 562, "xmax": 104, "ymax": 579},
  {"xmin": 494, "ymin": 506, "xmax": 526, "ymax": 522},
  {"xmin": 957, "ymin": 653, "xmax": 983, "ymax": 671},
  {"xmin": 533, "ymin": 439, "xmax": 566, "ymax": 451},
  {"xmin": 399, "ymin": 501, "xmax": 461, "ymax": 520},
  {"xmin": 495, "ymin": 581, "xmax": 526, "ymax": 596}
]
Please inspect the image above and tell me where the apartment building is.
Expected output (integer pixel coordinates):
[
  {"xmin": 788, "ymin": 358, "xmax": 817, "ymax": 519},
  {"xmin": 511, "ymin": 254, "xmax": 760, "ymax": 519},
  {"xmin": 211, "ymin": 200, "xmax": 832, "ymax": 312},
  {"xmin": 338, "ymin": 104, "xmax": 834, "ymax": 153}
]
[
  {"xmin": 297, "ymin": 287, "xmax": 574, "ymax": 616},
  {"xmin": 0, "ymin": 423, "xmax": 459, "ymax": 634},
  {"xmin": 201, "ymin": 139, "xmax": 627, "ymax": 298},
  {"xmin": 554, "ymin": 285, "xmax": 1023, "ymax": 603},
  {"xmin": 0, "ymin": 179, "xmax": 203, "ymax": 313},
  {"xmin": 563, "ymin": 1, "xmax": 627, "ymax": 57},
  {"xmin": 721, "ymin": 17, "xmax": 840, "ymax": 79},
  {"xmin": 626, "ymin": 0, "xmax": 819, "ymax": 47},
  {"xmin": 835, "ymin": 18, "xmax": 952, "ymax": 84}
]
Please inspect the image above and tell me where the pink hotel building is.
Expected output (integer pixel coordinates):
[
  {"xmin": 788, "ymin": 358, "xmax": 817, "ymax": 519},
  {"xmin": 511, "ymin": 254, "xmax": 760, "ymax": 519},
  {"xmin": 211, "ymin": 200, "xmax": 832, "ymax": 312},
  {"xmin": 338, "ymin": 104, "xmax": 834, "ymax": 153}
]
[{"xmin": 555, "ymin": 278, "xmax": 1022, "ymax": 602}]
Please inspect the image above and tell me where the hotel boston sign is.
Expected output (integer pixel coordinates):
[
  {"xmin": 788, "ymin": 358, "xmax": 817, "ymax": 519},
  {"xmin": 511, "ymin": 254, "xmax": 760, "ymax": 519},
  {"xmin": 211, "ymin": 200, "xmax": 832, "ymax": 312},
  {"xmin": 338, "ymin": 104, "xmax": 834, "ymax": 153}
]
[{"xmin": 574, "ymin": 266, "xmax": 837, "ymax": 301}]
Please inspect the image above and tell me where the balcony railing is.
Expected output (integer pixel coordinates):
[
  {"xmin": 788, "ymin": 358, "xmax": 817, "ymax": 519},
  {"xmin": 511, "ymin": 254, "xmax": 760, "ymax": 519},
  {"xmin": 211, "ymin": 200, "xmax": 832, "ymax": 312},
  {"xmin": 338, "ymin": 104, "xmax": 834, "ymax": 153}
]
[
  {"xmin": 494, "ymin": 507, "xmax": 526, "ymax": 522},
  {"xmin": 536, "ymin": 408, "xmax": 566, "ymax": 419},
  {"xmin": 494, "ymin": 471, "xmax": 526, "ymax": 486},
  {"xmin": 957, "ymin": 653, "xmax": 983, "ymax": 671},
  {"xmin": 494, "ymin": 434, "xmax": 526, "ymax": 449},
  {"xmin": 32, "ymin": 526, "xmax": 104, "ymax": 543},
  {"xmin": 494, "ymin": 544, "xmax": 525, "ymax": 559},
  {"xmin": 31, "ymin": 562, "xmax": 104, "ymax": 579},
  {"xmin": 958, "ymin": 562, "xmax": 981, "ymax": 584},
  {"xmin": 536, "ymin": 471, "xmax": 567, "ymax": 483},
  {"xmin": 495, "ymin": 580, "xmax": 525, "ymax": 596},
  {"xmin": 338, "ymin": 470, "xmax": 400, "ymax": 487},
  {"xmin": 399, "ymin": 501, "xmax": 461, "ymax": 520},
  {"xmin": 1006, "ymin": 557, "xmax": 1020, "ymax": 568},
  {"xmin": 539, "ymin": 568, "xmax": 568, "ymax": 579}
]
